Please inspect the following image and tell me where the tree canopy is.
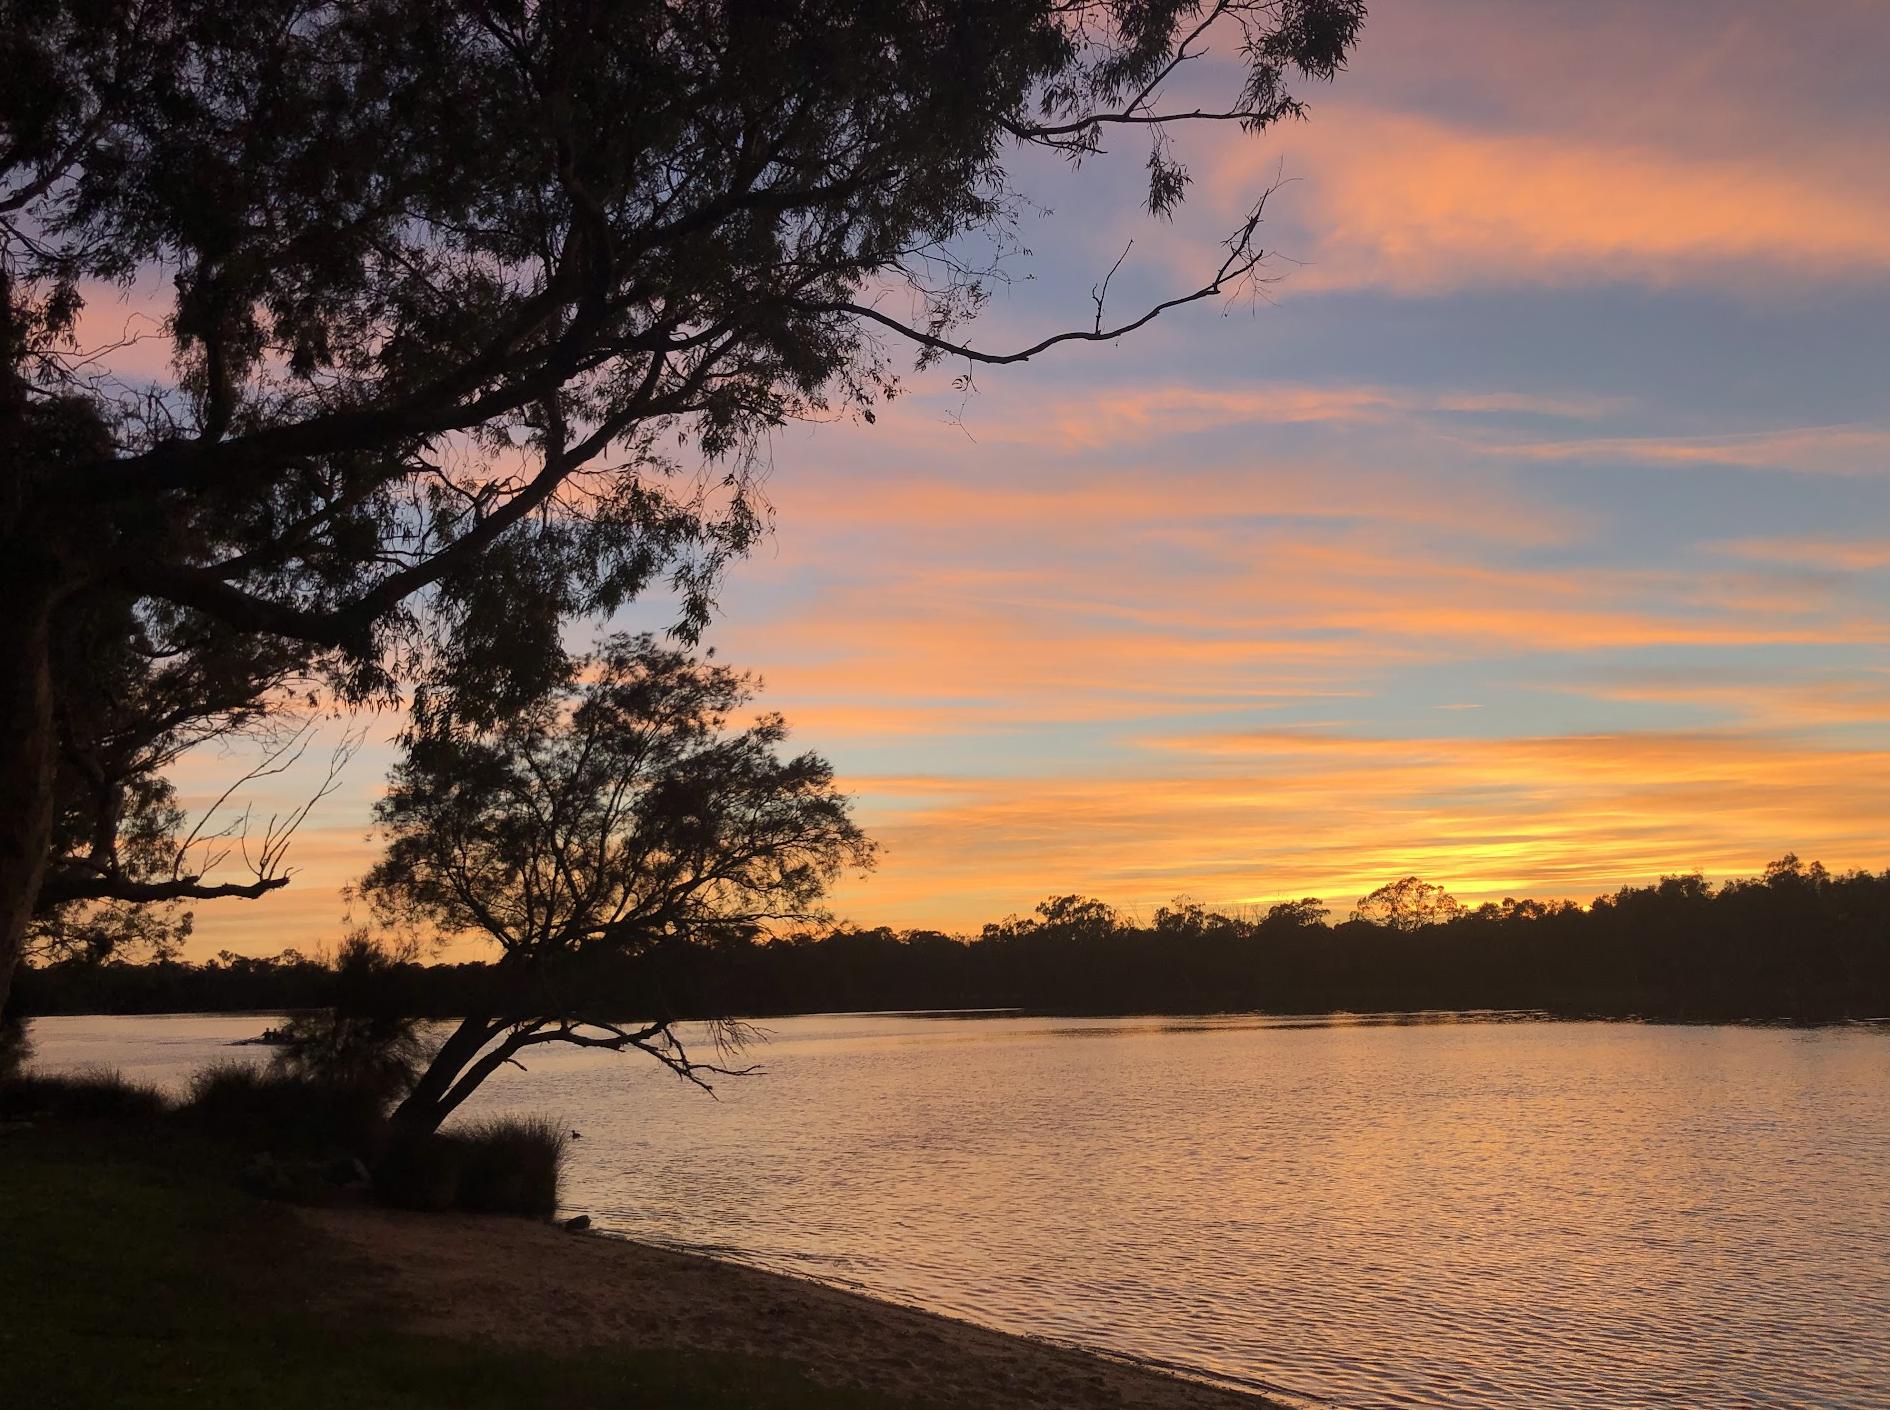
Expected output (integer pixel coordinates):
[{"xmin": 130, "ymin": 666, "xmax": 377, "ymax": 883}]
[
  {"xmin": 0, "ymin": 0, "xmax": 1366, "ymax": 1009},
  {"xmin": 364, "ymin": 633, "xmax": 873, "ymax": 1131},
  {"xmin": 1352, "ymin": 876, "xmax": 1465, "ymax": 931}
]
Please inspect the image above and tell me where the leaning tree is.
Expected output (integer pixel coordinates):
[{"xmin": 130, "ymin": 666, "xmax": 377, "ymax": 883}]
[
  {"xmin": 363, "ymin": 634, "xmax": 874, "ymax": 1135},
  {"xmin": 0, "ymin": 0, "xmax": 1366, "ymax": 1010}
]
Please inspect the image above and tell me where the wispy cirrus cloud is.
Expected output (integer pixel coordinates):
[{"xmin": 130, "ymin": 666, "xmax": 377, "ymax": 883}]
[
  {"xmin": 948, "ymin": 381, "xmax": 1617, "ymax": 453},
  {"xmin": 1567, "ymin": 670, "xmax": 1890, "ymax": 731},
  {"xmin": 1144, "ymin": 2, "xmax": 1890, "ymax": 301},
  {"xmin": 1710, "ymin": 536, "xmax": 1890, "ymax": 572},
  {"xmin": 1475, "ymin": 425, "xmax": 1890, "ymax": 475}
]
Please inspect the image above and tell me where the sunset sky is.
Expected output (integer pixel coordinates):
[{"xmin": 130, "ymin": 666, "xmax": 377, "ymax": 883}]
[{"xmin": 146, "ymin": 0, "xmax": 1890, "ymax": 957}]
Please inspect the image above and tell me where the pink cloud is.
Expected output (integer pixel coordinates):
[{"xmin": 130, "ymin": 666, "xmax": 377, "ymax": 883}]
[{"xmin": 1192, "ymin": 104, "xmax": 1890, "ymax": 294}]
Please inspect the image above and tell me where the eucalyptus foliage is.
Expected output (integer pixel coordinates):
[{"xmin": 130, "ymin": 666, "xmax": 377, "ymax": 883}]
[{"xmin": 0, "ymin": 0, "xmax": 1364, "ymax": 1008}]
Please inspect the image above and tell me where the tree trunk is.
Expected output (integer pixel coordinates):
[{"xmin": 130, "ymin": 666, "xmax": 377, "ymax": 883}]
[
  {"xmin": 0, "ymin": 563, "xmax": 56, "ymax": 1021},
  {"xmin": 388, "ymin": 1012, "xmax": 499, "ymax": 1136}
]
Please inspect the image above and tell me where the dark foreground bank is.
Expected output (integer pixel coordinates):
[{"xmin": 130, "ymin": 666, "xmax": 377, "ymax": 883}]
[{"xmin": 0, "ymin": 1119, "xmax": 1280, "ymax": 1410}]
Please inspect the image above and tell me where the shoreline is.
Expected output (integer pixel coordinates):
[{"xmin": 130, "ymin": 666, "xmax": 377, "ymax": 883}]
[
  {"xmin": 303, "ymin": 1202, "xmax": 1298, "ymax": 1410},
  {"xmin": 602, "ymin": 1228, "xmax": 1325, "ymax": 1410},
  {"xmin": 22, "ymin": 1002, "xmax": 1890, "ymax": 1030}
]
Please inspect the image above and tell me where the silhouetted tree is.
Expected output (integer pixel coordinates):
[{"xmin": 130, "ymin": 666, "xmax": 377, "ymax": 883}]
[
  {"xmin": 1763, "ymin": 852, "xmax": 1830, "ymax": 890},
  {"xmin": 1352, "ymin": 876, "xmax": 1465, "ymax": 931},
  {"xmin": 0, "ymin": 0, "xmax": 1366, "ymax": 1012},
  {"xmin": 1153, "ymin": 896, "xmax": 1212, "ymax": 939},
  {"xmin": 1030, "ymin": 895, "xmax": 1122, "ymax": 941},
  {"xmin": 1263, "ymin": 897, "xmax": 1330, "ymax": 928},
  {"xmin": 271, "ymin": 935, "xmax": 427, "ymax": 1102},
  {"xmin": 1469, "ymin": 896, "xmax": 1573, "ymax": 923},
  {"xmin": 364, "ymin": 635, "xmax": 874, "ymax": 1133}
]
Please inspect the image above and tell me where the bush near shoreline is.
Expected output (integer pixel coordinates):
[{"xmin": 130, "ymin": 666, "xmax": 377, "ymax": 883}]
[{"xmin": 0, "ymin": 1063, "xmax": 568, "ymax": 1219}]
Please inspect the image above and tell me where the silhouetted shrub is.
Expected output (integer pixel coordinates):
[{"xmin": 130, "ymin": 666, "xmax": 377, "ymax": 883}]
[
  {"xmin": 183, "ymin": 1063, "xmax": 384, "ymax": 1156},
  {"xmin": 269, "ymin": 937, "xmax": 428, "ymax": 1101},
  {"xmin": 373, "ymin": 1116, "xmax": 567, "ymax": 1217},
  {"xmin": 455, "ymin": 1116, "xmax": 568, "ymax": 1217},
  {"xmin": 0, "ymin": 1065, "xmax": 168, "ymax": 1121}
]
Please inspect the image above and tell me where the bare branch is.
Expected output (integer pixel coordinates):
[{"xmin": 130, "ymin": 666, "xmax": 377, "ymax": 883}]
[
  {"xmin": 794, "ymin": 184, "xmax": 1279, "ymax": 368},
  {"xmin": 38, "ymin": 720, "xmax": 365, "ymax": 912}
]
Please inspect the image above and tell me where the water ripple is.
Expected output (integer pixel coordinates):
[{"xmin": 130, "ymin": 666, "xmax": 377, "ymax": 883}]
[{"xmin": 37, "ymin": 1012, "xmax": 1890, "ymax": 1409}]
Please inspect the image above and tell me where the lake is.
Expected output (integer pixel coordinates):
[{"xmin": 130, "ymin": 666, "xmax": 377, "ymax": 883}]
[{"xmin": 26, "ymin": 1011, "xmax": 1890, "ymax": 1410}]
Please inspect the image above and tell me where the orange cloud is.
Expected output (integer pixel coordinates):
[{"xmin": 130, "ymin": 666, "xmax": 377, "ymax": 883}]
[
  {"xmin": 175, "ymin": 824, "xmax": 372, "ymax": 957},
  {"xmin": 1201, "ymin": 107, "xmax": 1890, "ymax": 293},
  {"xmin": 163, "ymin": 452, "xmax": 1890, "ymax": 961},
  {"xmin": 1479, "ymin": 425, "xmax": 1890, "ymax": 475},
  {"xmin": 750, "ymin": 526, "xmax": 1881, "ymax": 665},
  {"xmin": 828, "ymin": 728, "xmax": 1890, "ymax": 930},
  {"xmin": 1572, "ymin": 672, "xmax": 1890, "ymax": 730},
  {"xmin": 778, "ymin": 455, "xmax": 1574, "ymax": 547}
]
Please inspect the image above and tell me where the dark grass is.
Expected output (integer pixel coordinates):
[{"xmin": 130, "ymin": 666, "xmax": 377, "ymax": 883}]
[
  {"xmin": 183, "ymin": 1061, "xmax": 387, "ymax": 1156},
  {"xmin": 0, "ymin": 1119, "xmax": 926, "ymax": 1410},
  {"xmin": 183, "ymin": 1065, "xmax": 566, "ymax": 1215},
  {"xmin": 373, "ymin": 1120, "xmax": 469, "ymax": 1211},
  {"xmin": 0, "ymin": 1009, "xmax": 31, "ymax": 1078},
  {"xmin": 0, "ymin": 1065, "xmax": 169, "ymax": 1121}
]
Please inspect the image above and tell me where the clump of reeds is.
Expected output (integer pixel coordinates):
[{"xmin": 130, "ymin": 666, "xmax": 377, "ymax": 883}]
[{"xmin": 374, "ymin": 1115, "xmax": 568, "ymax": 1218}]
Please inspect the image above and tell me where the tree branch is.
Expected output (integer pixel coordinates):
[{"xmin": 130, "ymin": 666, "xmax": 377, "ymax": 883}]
[
  {"xmin": 36, "ymin": 869, "xmax": 289, "ymax": 907},
  {"xmin": 791, "ymin": 186, "xmax": 1275, "ymax": 367}
]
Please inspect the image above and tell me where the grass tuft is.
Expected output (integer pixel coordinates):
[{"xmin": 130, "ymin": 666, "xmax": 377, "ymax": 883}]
[
  {"xmin": 455, "ymin": 1115, "xmax": 569, "ymax": 1217},
  {"xmin": 375, "ymin": 1115, "xmax": 568, "ymax": 1217}
]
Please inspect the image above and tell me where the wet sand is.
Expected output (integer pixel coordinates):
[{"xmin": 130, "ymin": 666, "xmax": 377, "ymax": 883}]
[{"xmin": 303, "ymin": 1205, "xmax": 1286, "ymax": 1410}]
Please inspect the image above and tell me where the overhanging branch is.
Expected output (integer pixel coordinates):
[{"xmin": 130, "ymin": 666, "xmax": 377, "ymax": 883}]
[{"xmin": 37, "ymin": 869, "xmax": 289, "ymax": 907}]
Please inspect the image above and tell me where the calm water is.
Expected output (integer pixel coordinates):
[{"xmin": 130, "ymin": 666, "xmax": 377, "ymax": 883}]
[{"xmin": 28, "ymin": 1012, "xmax": 1890, "ymax": 1410}]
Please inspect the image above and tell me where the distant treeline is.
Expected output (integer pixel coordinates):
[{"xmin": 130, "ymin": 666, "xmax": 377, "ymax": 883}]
[{"xmin": 16, "ymin": 858, "xmax": 1890, "ymax": 1023}]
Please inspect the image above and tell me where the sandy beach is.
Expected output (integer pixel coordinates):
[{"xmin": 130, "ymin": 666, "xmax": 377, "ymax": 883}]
[{"xmin": 303, "ymin": 1206, "xmax": 1286, "ymax": 1410}]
